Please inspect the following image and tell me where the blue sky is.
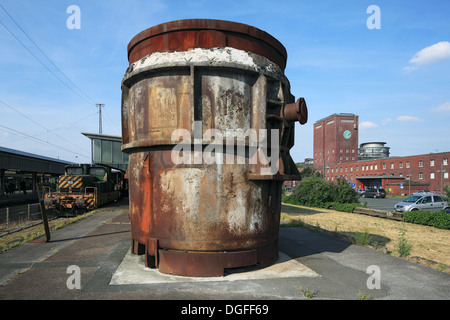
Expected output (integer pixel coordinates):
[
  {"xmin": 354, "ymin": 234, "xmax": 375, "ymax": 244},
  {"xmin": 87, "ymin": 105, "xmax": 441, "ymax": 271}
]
[{"xmin": 0, "ymin": 0, "xmax": 449, "ymax": 164}]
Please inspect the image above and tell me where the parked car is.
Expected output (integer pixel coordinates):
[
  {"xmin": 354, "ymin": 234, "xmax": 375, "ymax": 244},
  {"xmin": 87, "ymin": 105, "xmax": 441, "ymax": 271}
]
[
  {"xmin": 411, "ymin": 190, "xmax": 434, "ymax": 196},
  {"xmin": 357, "ymin": 188, "xmax": 366, "ymax": 195},
  {"xmin": 361, "ymin": 188, "xmax": 386, "ymax": 198},
  {"xmin": 394, "ymin": 194, "xmax": 449, "ymax": 212}
]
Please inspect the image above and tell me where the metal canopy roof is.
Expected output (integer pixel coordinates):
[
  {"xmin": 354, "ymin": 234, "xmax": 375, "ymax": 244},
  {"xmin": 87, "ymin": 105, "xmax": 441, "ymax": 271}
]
[{"xmin": 0, "ymin": 146, "xmax": 71, "ymax": 174}]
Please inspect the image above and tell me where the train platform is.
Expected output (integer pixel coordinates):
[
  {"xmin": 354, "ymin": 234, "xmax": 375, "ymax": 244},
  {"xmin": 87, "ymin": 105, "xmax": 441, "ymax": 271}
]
[
  {"xmin": 0, "ymin": 192, "xmax": 38, "ymax": 208},
  {"xmin": 0, "ymin": 197, "xmax": 449, "ymax": 304}
]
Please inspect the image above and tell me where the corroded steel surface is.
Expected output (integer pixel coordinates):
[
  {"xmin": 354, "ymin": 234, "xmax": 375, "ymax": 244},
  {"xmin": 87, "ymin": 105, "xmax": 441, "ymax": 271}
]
[
  {"xmin": 122, "ymin": 19, "xmax": 307, "ymax": 277},
  {"xmin": 127, "ymin": 19, "xmax": 288, "ymax": 70}
]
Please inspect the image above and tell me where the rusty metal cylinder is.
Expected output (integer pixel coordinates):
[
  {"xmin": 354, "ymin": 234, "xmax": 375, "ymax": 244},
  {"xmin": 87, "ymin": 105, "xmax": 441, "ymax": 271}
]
[{"xmin": 121, "ymin": 19, "xmax": 307, "ymax": 277}]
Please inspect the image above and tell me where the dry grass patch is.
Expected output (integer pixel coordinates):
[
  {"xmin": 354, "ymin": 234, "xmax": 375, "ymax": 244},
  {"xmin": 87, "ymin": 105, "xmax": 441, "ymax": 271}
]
[{"xmin": 281, "ymin": 203, "xmax": 450, "ymax": 273}]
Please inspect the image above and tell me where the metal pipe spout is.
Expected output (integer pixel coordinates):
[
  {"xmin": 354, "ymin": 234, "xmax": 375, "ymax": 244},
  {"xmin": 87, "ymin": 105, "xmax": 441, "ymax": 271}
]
[{"xmin": 283, "ymin": 97, "xmax": 308, "ymax": 124}]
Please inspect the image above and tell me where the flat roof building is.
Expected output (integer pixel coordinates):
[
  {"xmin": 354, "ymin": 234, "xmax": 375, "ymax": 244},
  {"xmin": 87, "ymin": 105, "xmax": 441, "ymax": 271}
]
[
  {"xmin": 82, "ymin": 133, "xmax": 128, "ymax": 172},
  {"xmin": 312, "ymin": 113, "xmax": 449, "ymax": 195},
  {"xmin": 325, "ymin": 152, "xmax": 449, "ymax": 195}
]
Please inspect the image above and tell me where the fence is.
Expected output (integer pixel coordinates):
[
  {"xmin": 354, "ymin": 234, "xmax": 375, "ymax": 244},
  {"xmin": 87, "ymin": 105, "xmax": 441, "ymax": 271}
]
[{"xmin": 0, "ymin": 203, "xmax": 42, "ymax": 229}]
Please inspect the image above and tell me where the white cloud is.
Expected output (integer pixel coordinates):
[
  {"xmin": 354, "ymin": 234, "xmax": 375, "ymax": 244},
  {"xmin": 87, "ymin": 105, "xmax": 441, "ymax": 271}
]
[
  {"xmin": 404, "ymin": 41, "xmax": 450, "ymax": 71},
  {"xmin": 396, "ymin": 115, "xmax": 424, "ymax": 122},
  {"xmin": 381, "ymin": 118, "xmax": 392, "ymax": 126},
  {"xmin": 431, "ymin": 102, "xmax": 450, "ymax": 113},
  {"xmin": 360, "ymin": 121, "xmax": 378, "ymax": 129}
]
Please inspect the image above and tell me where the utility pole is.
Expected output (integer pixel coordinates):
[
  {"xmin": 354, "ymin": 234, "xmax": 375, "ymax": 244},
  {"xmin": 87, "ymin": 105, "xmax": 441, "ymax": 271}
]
[
  {"xmin": 96, "ymin": 104, "xmax": 104, "ymax": 134},
  {"xmin": 407, "ymin": 168, "xmax": 411, "ymax": 195}
]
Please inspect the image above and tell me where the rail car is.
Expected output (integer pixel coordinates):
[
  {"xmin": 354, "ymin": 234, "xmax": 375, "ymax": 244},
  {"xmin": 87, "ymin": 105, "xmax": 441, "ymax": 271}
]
[{"xmin": 43, "ymin": 164, "xmax": 125, "ymax": 216}]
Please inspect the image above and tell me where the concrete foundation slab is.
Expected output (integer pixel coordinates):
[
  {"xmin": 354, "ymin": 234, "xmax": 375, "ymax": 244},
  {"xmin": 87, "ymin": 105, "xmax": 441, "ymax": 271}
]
[{"xmin": 109, "ymin": 249, "xmax": 320, "ymax": 285}]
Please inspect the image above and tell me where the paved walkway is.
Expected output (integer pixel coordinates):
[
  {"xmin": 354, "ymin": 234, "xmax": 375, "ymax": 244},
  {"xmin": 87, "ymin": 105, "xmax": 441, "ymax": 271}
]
[{"xmin": 0, "ymin": 199, "xmax": 449, "ymax": 302}]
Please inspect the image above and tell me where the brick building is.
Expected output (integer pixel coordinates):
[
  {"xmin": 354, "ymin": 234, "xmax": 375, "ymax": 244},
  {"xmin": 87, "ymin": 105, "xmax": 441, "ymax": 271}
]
[
  {"xmin": 326, "ymin": 152, "xmax": 449, "ymax": 195},
  {"xmin": 313, "ymin": 113, "xmax": 359, "ymax": 172},
  {"xmin": 308, "ymin": 113, "xmax": 450, "ymax": 196}
]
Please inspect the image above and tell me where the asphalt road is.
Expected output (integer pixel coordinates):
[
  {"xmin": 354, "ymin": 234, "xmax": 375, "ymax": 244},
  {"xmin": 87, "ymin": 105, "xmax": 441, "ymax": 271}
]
[
  {"xmin": 358, "ymin": 196, "xmax": 406, "ymax": 212},
  {"xmin": 0, "ymin": 198, "xmax": 449, "ymax": 305}
]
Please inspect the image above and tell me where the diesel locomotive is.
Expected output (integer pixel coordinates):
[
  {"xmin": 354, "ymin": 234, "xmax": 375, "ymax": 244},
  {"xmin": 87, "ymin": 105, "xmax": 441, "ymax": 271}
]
[{"xmin": 43, "ymin": 164, "xmax": 124, "ymax": 216}]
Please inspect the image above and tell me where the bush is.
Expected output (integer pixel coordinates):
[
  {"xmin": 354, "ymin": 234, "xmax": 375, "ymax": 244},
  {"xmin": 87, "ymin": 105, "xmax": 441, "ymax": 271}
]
[
  {"xmin": 290, "ymin": 176, "xmax": 359, "ymax": 208},
  {"xmin": 281, "ymin": 193, "xmax": 298, "ymax": 204},
  {"xmin": 444, "ymin": 184, "xmax": 450, "ymax": 198},
  {"xmin": 403, "ymin": 210, "xmax": 450, "ymax": 230}
]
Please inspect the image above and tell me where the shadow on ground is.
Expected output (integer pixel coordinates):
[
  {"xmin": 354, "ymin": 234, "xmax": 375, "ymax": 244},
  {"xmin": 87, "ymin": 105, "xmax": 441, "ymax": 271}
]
[{"xmin": 281, "ymin": 204, "xmax": 324, "ymax": 216}]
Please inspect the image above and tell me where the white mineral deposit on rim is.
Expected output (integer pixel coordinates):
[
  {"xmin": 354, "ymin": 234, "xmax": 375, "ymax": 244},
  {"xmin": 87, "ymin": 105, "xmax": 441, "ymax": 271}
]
[{"xmin": 131, "ymin": 47, "xmax": 282, "ymax": 74}]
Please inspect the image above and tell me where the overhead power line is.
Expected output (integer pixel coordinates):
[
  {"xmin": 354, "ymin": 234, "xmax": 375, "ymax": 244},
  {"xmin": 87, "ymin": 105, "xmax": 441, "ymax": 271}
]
[
  {"xmin": 0, "ymin": 4, "xmax": 96, "ymax": 106},
  {"xmin": 0, "ymin": 98, "xmax": 90, "ymax": 155},
  {"xmin": 0, "ymin": 123, "xmax": 89, "ymax": 159},
  {"xmin": 0, "ymin": 4, "xmax": 101, "ymax": 161}
]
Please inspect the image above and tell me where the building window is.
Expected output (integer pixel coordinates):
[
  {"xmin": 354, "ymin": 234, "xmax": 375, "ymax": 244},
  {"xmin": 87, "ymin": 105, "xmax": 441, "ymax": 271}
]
[
  {"xmin": 430, "ymin": 172, "xmax": 435, "ymax": 179},
  {"xmin": 391, "ymin": 163, "xmax": 394, "ymax": 169},
  {"xmin": 445, "ymin": 172, "xmax": 449, "ymax": 179},
  {"xmin": 400, "ymin": 162, "xmax": 403, "ymax": 168},
  {"xmin": 383, "ymin": 163, "xmax": 386, "ymax": 169},
  {"xmin": 374, "ymin": 164, "xmax": 378, "ymax": 170},
  {"xmin": 419, "ymin": 172, "xmax": 423, "ymax": 179},
  {"xmin": 419, "ymin": 160, "xmax": 423, "ymax": 167},
  {"xmin": 406, "ymin": 161, "xmax": 410, "ymax": 168},
  {"xmin": 444, "ymin": 158, "xmax": 448, "ymax": 165},
  {"xmin": 370, "ymin": 165, "xmax": 373, "ymax": 170},
  {"xmin": 430, "ymin": 159, "xmax": 435, "ymax": 167}
]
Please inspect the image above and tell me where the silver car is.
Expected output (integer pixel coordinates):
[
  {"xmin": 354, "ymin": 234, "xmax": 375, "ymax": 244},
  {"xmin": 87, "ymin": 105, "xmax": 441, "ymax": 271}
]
[
  {"xmin": 411, "ymin": 190, "xmax": 433, "ymax": 196},
  {"xmin": 394, "ymin": 194, "xmax": 449, "ymax": 212}
]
